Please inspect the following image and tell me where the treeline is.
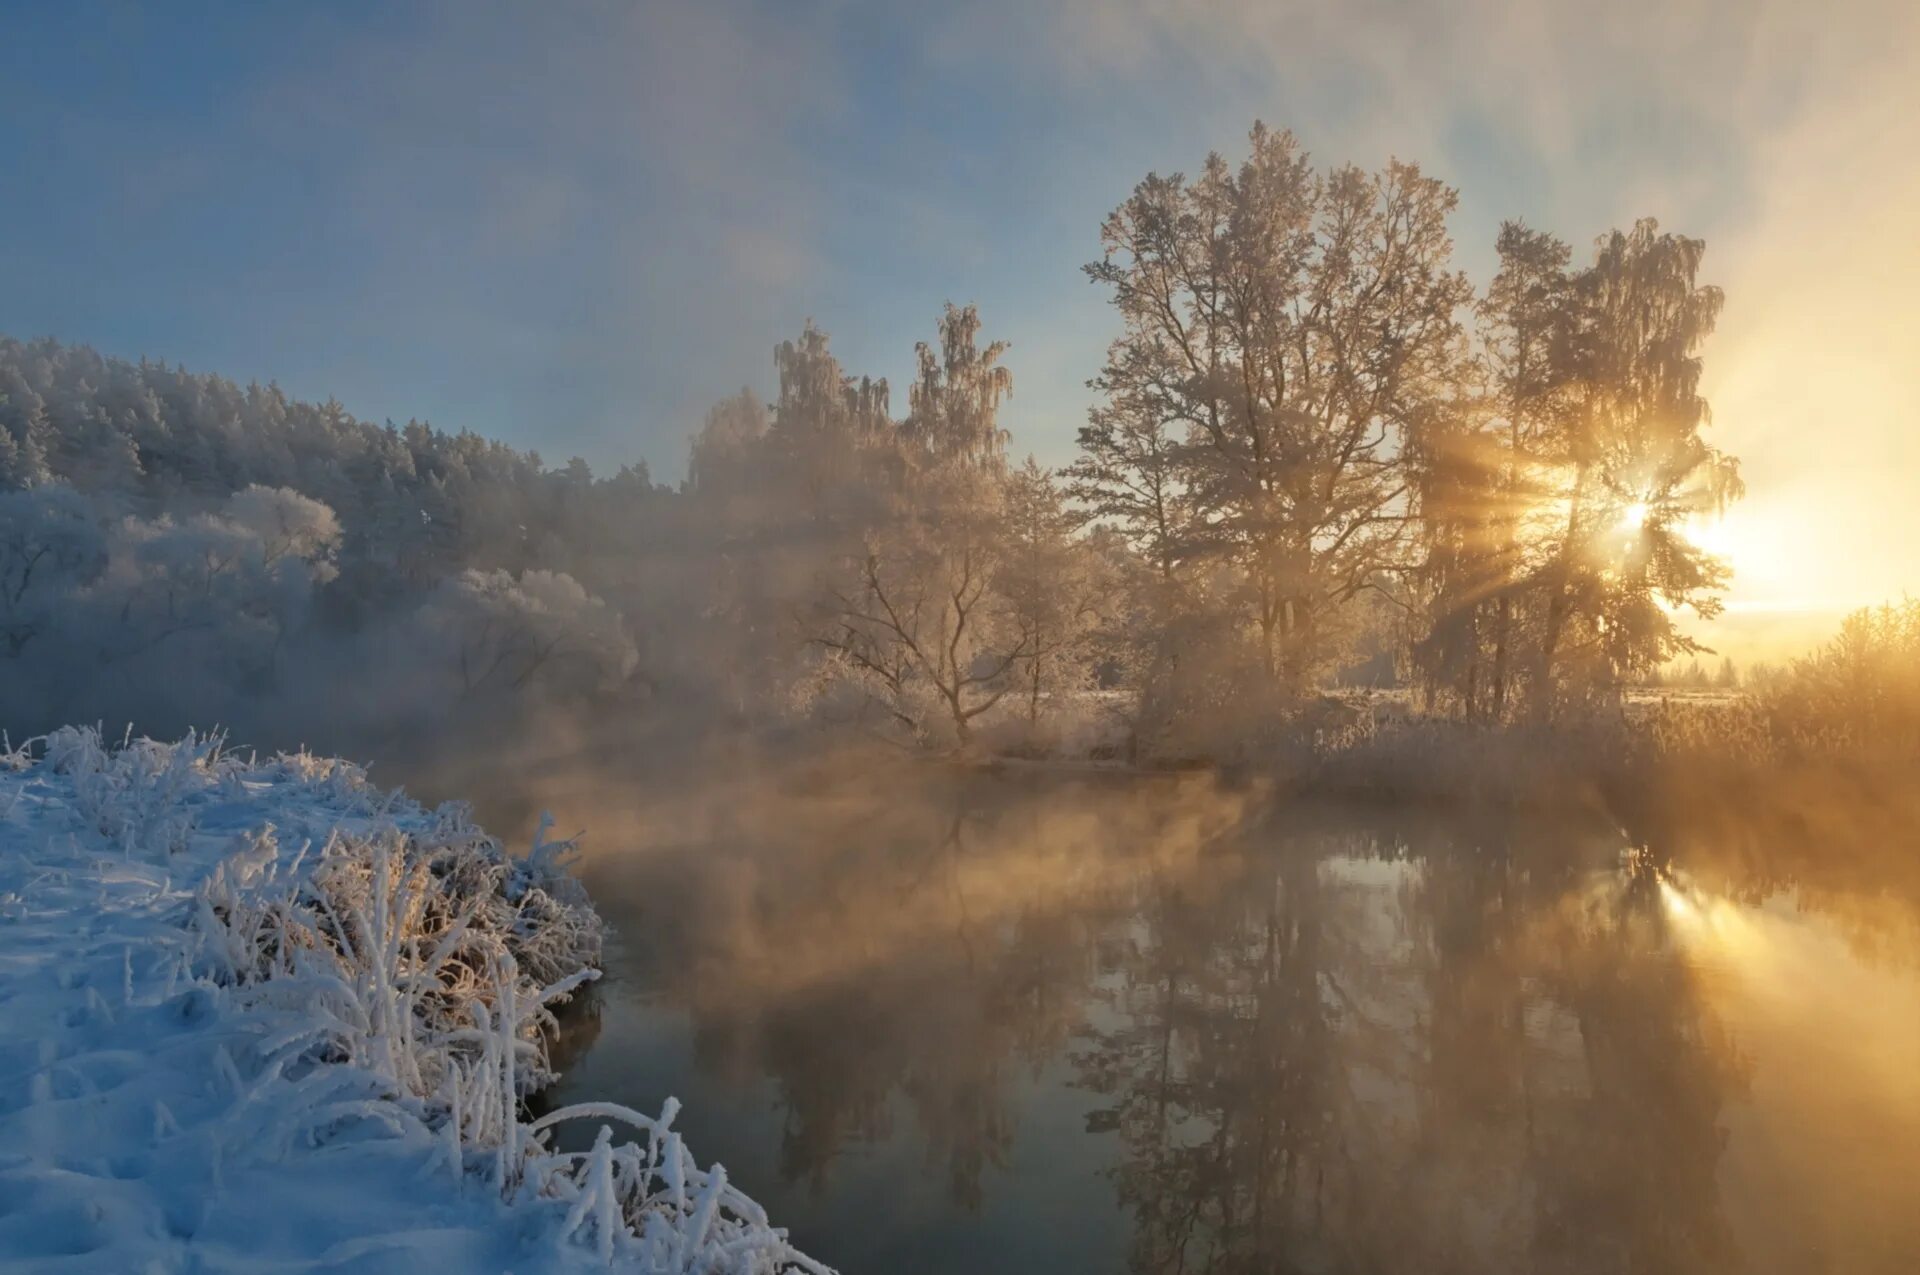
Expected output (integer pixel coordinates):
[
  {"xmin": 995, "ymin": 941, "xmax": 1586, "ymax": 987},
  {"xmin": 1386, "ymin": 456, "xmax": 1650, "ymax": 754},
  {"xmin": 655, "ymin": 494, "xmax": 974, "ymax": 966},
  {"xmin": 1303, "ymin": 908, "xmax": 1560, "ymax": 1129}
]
[
  {"xmin": 0, "ymin": 336, "xmax": 665, "ymax": 746},
  {"xmin": 0, "ymin": 123, "xmax": 1755, "ymax": 760}
]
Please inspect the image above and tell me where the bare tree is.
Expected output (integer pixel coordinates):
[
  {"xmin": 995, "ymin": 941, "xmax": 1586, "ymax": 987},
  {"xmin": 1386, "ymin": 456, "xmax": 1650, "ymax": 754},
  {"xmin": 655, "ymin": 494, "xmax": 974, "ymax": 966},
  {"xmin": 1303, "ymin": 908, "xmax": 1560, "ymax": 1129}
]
[
  {"xmin": 811, "ymin": 307, "xmax": 1026, "ymax": 747},
  {"xmin": 816, "ymin": 476, "xmax": 1027, "ymax": 747}
]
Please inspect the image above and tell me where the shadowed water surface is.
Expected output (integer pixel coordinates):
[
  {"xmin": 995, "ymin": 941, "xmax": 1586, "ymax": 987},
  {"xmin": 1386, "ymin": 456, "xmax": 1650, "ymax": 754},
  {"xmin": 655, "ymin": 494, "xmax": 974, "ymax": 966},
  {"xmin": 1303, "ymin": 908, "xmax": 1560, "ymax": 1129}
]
[{"xmin": 491, "ymin": 765, "xmax": 1920, "ymax": 1274}]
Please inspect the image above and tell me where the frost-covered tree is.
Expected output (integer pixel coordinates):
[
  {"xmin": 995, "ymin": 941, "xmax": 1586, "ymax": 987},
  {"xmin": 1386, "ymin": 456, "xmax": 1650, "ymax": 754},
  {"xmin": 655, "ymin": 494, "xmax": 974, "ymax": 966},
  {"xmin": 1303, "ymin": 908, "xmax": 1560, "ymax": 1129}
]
[
  {"xmin": 1404, "ymin": 218, "xmax": 1743, "ymax": 719},
  {"xmin": 1406, "ymin": 223, "xmax": 1581, "ymax": 718},
  {"xmin": 687, "ymin": 388, "xmax": 769, "ymax": 501},
  {"xmin": 1472, "ymin": 223, "xmax": 1580, "ymax": 716},
  {"xmin": 1531, "ymin": 220, "xmax": 1743, "ymax": 706},
  {"xmin": 1762, "ymin": 600, "xmax": 1920, "ymax": 754},
  {"xmin": 999, "ymin": 459, "xmax": 1106, "ymax": 725},
  {"xmin": 0, "ymin": 366, "xmax": 55, "ymax": 488},
  {"xmin": 410, "ymin": 568, "xmax": 638, "ymax": 704},
  {"xmin": 0, "ymin": 485, "xmax": 106, "ymax": 659},
  {"xmin": 223, "ymin": 484, "xmax": 344, "ymax": 573},
  {"xmin": 768, "ymin": 320, "xmax": 896, "ymax": 523},
  {"xmin": 810, "ymin": 308, "xmax": 1027, "ymax": 747},
  {"xmin": 1087, "ymin": 123, "xmax": 1473, "ymax": 693},
  {"xmin": 1064, "ymin": 400, "xmax": 1191, "ymax": 584},
  {"xmin": 94, "ymin": 486, "xmax": 341, "ymax": 684},
  {"xmin": 1405, "ymin": 391, "xmax": 1508, "ymax": 716},
  {"xmin": 904, "ymin": 303, "xmax": 1013, "ymax": 471}
]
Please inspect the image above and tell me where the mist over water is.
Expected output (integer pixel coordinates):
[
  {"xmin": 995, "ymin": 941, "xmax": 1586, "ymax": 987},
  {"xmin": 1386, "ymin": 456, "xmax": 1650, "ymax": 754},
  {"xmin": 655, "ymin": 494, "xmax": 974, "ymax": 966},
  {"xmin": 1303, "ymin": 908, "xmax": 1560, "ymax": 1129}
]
[{"xmin": 467, "ymin": 760, "xmax": 1920, "ymax": 1275}]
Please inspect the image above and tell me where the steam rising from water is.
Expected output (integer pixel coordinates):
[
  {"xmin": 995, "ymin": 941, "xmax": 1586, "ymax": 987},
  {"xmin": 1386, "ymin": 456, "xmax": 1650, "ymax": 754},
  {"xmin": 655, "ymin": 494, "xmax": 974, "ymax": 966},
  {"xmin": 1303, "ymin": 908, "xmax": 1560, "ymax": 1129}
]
[{"xmin": 497, "ymin": 758, "xmax": 1920, "ymax": 1273}]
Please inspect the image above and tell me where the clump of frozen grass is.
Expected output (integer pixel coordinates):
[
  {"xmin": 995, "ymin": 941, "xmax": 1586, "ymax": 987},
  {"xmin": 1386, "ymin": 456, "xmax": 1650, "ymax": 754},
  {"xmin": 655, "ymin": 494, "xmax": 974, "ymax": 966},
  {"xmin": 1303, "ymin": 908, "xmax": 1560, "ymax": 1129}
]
[
  {"xmin": 0, "ymin": 730, "xmax": 38, "ymax": 772},
  {"xmin": 46, "ymin": 723, "xmax": 226, "ymax": 855},
  {"xmin": 163, "ymin": 738, "xmax": 823, "ymax": 1271},
  {"xmin": 191, "ymin": 826, "xmax": 597, "ymax": 1173},
  {"xmin": 263, "ymin": 745, "xmax": 385, "ymax": 812},
  {"xmin": 524, "ymin": 1100, "xmax": 835, "ymax": 1272}
]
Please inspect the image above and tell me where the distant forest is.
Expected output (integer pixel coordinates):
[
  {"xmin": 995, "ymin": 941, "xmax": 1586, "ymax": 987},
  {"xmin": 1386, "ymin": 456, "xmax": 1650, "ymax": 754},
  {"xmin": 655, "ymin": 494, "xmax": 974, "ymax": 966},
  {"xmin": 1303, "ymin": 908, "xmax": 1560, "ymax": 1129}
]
[
  {"xmin": 0, "ymin": 330, "xmax": 668, "ymax": 748},
  {"xmin": 11, "ymin": 123, "xmax": 1882, "ymax": 771}
]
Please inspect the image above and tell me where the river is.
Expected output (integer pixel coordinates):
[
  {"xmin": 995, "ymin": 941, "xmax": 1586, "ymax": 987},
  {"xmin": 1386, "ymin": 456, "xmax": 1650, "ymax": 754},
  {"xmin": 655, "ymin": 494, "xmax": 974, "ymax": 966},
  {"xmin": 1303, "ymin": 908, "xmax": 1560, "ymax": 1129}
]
[{"xmin": 486, "ymin": 762, "xmax": 1920, "ymax": 1273}]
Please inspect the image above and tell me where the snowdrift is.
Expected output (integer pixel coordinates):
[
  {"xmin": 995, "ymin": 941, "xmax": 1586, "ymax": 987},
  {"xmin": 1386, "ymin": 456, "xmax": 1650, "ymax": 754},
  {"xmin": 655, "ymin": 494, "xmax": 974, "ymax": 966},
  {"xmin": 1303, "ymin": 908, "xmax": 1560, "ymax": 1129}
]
[{"xmin": 0, "ymin": 727, "xmax": 828, "ymax": 1273}]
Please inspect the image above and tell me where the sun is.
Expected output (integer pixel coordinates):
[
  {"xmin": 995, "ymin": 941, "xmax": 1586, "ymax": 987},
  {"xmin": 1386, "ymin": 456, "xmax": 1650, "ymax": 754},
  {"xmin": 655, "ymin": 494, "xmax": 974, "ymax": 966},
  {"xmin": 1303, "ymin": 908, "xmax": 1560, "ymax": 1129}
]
[{"xmin": 1618, "ymin": 501, "xmax": 1651, "ymax": 533}]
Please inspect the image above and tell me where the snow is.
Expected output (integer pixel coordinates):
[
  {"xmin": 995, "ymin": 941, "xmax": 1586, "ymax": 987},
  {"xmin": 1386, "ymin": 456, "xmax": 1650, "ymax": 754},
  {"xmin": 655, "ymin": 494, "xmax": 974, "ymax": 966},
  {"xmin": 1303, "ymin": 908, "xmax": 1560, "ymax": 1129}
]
[{"xmin": 0, "ymin": 727, "xmax": 828, "ymax": 1274}]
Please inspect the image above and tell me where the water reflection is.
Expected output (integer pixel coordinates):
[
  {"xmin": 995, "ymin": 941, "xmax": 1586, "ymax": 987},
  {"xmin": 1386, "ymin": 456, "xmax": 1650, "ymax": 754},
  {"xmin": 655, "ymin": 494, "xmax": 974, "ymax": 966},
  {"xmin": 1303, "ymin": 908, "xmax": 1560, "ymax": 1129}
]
[{"xmin": 513, "ymin": 769, "xmax": 1920, "ymax": 1274}]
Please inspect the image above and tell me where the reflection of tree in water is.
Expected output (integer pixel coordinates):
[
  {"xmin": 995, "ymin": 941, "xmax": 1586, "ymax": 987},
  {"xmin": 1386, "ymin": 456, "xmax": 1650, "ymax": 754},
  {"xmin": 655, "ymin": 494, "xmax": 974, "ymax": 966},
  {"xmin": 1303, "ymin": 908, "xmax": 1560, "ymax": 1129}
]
[
  {"xmin": 1074, "ymin": 830, "xmax": 1349, "ymax": 1274},
  {"xmin": 568, "ymin": 770, "xmax": 1775, "ymax": 1263},
  {"xmin": 743, "ymin": 913, "xmax": 1053, "ymax": 1210},
  {"xmin": 1074, "ymin": 806, "xmax": 1750, "ymax": 1274},
  {"xmin": 1525, "ymin": 865, "xmax": 1751, "ymax": 1274},
  {"xmin": 622, "ymin": 776, "xmax": 1215, "ymax": 1210}
]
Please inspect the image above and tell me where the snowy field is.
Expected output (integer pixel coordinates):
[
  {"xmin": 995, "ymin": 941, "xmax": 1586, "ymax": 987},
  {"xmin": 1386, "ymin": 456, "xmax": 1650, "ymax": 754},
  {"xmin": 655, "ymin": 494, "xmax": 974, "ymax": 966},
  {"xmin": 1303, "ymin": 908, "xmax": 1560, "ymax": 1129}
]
[{"xmin": 0, "ymin": 728, "xmax": 826, "ymax": 1274}]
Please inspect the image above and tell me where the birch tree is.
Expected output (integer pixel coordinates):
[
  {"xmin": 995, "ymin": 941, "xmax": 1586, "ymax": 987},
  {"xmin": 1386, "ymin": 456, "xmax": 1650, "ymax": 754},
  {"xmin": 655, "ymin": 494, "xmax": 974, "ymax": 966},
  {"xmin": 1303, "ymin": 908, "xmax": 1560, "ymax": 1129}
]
[{"xmin": 1534, "ymin": 220, "xmax": 1743, "ymax": 705}]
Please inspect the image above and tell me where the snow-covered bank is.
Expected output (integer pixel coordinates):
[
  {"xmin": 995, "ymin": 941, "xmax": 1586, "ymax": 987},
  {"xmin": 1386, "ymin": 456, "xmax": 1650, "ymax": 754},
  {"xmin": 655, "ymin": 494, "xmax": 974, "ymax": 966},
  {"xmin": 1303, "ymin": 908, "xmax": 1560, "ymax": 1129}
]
[{"xmin": 0, "ymin": 728, "xmax": 827, "ymax": 1274}]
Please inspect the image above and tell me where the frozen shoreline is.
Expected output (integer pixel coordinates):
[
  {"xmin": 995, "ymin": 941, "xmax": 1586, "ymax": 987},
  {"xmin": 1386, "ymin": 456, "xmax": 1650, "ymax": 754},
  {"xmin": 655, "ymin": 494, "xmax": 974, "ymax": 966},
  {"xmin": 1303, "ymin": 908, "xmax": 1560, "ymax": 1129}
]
[{"xmin": 0, "ymin": 728, "xmax": 827, "ymax": 1274}]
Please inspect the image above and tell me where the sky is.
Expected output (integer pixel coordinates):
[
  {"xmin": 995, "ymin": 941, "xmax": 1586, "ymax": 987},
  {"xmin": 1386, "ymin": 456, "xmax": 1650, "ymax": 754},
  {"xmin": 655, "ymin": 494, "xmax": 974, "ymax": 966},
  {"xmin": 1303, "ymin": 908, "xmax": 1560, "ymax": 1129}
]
[{"xmin": 2, "ymin": 0, "xmax": 1915, "ymax": 659}]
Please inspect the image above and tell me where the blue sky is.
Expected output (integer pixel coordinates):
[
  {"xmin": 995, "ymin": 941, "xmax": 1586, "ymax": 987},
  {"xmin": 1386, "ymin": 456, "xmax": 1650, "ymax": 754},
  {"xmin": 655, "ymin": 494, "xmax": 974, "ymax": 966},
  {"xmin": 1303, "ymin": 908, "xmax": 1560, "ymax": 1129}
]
[{"xmin": 3, "ymin": 0, "xmax": 1916, "ymax": 639}]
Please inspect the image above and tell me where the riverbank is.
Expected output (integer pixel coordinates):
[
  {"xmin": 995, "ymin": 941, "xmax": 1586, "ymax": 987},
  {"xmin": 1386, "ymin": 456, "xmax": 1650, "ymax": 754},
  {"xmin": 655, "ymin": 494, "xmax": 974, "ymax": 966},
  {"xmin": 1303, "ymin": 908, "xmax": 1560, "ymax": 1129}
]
[{"xmin": 0, "ymin": 727, "xmax": 826, "ymax": 1273}]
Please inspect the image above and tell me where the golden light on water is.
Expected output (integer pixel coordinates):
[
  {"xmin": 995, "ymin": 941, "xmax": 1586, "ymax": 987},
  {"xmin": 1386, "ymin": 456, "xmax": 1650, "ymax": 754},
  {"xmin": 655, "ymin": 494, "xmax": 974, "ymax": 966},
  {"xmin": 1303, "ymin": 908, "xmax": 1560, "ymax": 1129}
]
[
  {"xmin": 1659, "ymin": 872, "xmax": 1764, "ymax": 956},
  {"xmin": 1659, "ymin": 876, "xmax": 1697, "ymax": 921}
]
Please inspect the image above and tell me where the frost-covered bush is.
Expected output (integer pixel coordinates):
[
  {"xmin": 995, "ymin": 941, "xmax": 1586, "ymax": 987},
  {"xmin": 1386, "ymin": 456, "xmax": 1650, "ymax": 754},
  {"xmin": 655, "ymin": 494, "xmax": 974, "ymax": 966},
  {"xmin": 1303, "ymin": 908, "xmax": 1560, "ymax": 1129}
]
[
  {"xmin": 400, "ymin": 567, "xmax": 639, "ymax": 706},
  {"xmin": 192, "ymin": 822, "xmax": 601, "ymax": 1111},
  {"xmin": 0, "ymin": 484, "xmax": 106, "ymax": 661},
  {"xmin": 1130, "ymin": 618, "xmax": 1297, "ymax": 766},
  {"xmin": 179, "ymin": 762, "xmax": 825, "ymax": 1270},
  {"xmin": 1758, "ymin": 599, "xmax": 1920, "ymax": 757}
]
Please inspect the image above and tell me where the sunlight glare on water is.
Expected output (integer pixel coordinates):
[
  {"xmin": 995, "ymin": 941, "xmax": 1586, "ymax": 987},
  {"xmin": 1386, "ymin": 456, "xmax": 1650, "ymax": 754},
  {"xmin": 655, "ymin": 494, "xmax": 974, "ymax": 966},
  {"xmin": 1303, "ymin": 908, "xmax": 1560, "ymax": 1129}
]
[{"xmin": 1657, "ymin": 867, "xmax": 1920, "ymax": 1274}]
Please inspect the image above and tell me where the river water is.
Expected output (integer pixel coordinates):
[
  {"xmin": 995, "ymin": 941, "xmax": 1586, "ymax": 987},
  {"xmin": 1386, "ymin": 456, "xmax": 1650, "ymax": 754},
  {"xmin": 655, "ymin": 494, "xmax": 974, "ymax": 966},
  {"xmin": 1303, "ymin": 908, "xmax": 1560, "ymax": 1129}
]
[{"xmin": 496, "ymin": 764, "xmax": 1920, "ymax": 1274}]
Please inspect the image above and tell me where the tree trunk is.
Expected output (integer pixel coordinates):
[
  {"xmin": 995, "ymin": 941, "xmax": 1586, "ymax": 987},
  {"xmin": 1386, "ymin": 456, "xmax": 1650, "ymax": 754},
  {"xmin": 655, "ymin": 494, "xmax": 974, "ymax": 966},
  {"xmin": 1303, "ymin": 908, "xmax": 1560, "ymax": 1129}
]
[
  {"xmin": 1491, "ymin": 594, "xmax": 1511, "ymax": 720},
  {"xmin": 1538, "ymin": 585, "xmax": 1568, "ymax": 723}
]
